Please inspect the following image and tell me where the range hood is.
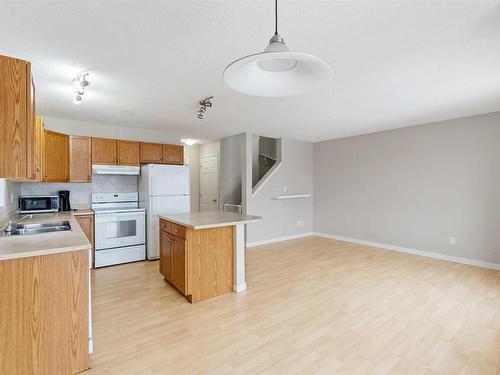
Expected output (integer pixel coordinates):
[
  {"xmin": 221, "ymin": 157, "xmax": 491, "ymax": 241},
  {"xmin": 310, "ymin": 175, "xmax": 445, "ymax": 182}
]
[{"xmin": 92, "ymin": 164, "xmax": 140, "ymax": 175}]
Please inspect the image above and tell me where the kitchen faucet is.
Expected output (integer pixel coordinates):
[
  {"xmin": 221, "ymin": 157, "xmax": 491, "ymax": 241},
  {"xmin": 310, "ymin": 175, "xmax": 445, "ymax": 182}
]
[{"xmin": 3, "ymin": 214, "xmax": 33, "ymax": 234}]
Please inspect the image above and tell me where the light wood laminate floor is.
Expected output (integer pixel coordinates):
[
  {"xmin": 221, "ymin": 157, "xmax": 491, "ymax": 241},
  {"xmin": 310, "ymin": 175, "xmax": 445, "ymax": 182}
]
[{"xmin": 84, "ymin": 236, "xmax": 500, "ymax": 375}]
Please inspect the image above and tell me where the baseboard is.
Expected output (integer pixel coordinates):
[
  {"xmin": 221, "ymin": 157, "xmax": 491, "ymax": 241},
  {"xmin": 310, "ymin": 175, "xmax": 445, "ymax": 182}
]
[
  {"xmin": 313, "ymin": 232, "xmax": 500, "ymax": 271},
  {"xmin": 246, "ymin": 232, "xmax": 314, "ymax": 248}
]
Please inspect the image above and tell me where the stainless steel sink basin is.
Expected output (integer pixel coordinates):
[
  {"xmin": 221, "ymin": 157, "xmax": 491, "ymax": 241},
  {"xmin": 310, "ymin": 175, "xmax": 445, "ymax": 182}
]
[{"xmin": 4, "ymin": 221, "xmax": 71, "ymax": 236}]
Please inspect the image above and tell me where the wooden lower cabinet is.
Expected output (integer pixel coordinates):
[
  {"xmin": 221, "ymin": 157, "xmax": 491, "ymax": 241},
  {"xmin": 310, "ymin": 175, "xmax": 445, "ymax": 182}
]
[
  {"xmin": 75, "ymin": 214, "xmax": 94, "ymax": 266},
  {"xmin": 159, "ymin": 219, "xmax": 233, "ymax": 303},
  {"xmin": 0, "ymin": 250, "xmax": 89, "ymax": 374},
  {"xmin": 159, "ymin": 230, "xmax": 173, "ymax": 281},
  {"xmin": 172, "ymin": 235, "xmax": 186, "ymax": 294}
]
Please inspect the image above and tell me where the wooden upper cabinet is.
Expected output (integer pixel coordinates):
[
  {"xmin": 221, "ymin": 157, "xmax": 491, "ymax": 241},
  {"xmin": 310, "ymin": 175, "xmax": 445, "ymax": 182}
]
[
  {"xmin": 32, "ymin": 116, "xmax": 44, "ymax": 181},
  {"xmin": 26, "ymin": 68, "xmax": 38, "ymax": 181},
  {"xmin": 140, "ymin": 142, "xmax": 163, "ymax": 164},
  {"xmin": 0, "ymin": 55, "xmax": 28, "ymax": 179},
  {"xmin": 92, "ymin": 138, "xmax": 117, "ymax": 165},
  {"xmin": 162, "ymin": 144, "xmax": 184, "ymax": 165},
  {"xmin": 117, "ymin": 140, "xmax": 140, "ymax": 166},
  {"xmin": 70, "ymin": 136, "xmax": 92, "ymax": 182},
  {"xmin": 43, "ymin": 130, "xmax": 69, "ymax": 182}
]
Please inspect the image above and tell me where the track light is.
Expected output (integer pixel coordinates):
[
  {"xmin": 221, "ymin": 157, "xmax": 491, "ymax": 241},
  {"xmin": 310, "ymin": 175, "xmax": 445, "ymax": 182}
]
[
  {"xmin": 197, "ymin": 96, "xmax": 213, "ymax": 120},
  {"xmin": 72, "ymin": 73, "xmax": 90, "ymax": 103},
  {"xmin": 73, "ymin": 93, "xmax": 82, "ymax": 103}
]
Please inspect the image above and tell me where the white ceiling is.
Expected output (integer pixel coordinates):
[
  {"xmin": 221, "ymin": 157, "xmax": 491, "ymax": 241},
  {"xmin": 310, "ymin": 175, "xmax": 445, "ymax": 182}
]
[{"xmin": 0, "ymin": 1, "xmax": 499, "ymax": 142}]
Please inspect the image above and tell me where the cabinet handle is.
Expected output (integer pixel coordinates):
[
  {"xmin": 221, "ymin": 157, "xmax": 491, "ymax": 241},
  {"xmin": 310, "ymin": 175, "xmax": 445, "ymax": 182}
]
[
  {"xmin": 88, "ymin": 176, "xmax": 91, "ymax": 180},
  {"xmin": 168, "ymin": 239, "xmax": 172, "ymax": 243},
  {"xmin": 36, "ymin": 167, "xmax": 41, "ymax": 172}
]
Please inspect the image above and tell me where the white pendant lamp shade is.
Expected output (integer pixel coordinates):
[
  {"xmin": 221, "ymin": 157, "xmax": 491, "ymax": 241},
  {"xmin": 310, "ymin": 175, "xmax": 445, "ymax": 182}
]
[
  {"xmin": 223, "ymin": 1, "xmax": 333, "ymax": 97},
  {"xmin": 223, "ymin": 50, "xmax": 333, "ymax": 97}
]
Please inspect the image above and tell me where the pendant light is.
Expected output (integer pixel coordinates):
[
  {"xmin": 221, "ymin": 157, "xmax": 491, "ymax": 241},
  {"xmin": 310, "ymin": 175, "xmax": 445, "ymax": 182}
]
[{"xmin": 223, "ymin": 0, "xmax": 333, "ymax": 97}]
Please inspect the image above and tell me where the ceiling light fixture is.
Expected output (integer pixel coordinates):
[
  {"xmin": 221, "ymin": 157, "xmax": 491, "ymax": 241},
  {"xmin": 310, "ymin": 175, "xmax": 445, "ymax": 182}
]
[
  {"xmin": 197, "ymin": 96, "xmax": 213, "ymax": 119},
  {"xmin": 181, "ymin": 139, "xmax": 198, "ymax": 146},
  {"xmin": 72, "ymin": 73, "xmax": 90, "ymax": 103},
  {"xmin": 223, "ymin": 0, "xmax": 333, "ymax": 97}
]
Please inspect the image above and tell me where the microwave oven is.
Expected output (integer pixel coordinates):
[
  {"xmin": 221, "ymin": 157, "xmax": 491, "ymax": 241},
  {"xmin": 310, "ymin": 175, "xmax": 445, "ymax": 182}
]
[{"xmin": 19, "ymin": 196, "xmax": 60, "ymax": 214}]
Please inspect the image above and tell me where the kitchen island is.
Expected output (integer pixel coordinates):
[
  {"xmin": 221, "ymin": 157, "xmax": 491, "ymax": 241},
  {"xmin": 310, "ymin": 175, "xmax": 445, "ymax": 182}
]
[{"xmin": 158, "ymin": 211, "xmax": 261, "ymax": 303}]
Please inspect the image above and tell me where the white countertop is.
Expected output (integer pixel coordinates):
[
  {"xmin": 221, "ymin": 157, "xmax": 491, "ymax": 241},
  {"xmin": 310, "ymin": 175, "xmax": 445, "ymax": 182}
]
[
  {"xmin": 0, "ymin": 212, "xmax": 91, "ymax": 261},
  {"xmin": 159, "ymin": 211, "xmax": 262, "ymax": 230}
]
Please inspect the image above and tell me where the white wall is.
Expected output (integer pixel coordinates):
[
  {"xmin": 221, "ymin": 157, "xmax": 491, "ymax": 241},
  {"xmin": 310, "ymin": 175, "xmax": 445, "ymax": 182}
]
[
  {"xmin": 184, "ymin": 145, "xmax": 200, "ymax": 211},
  {"xmin": 314, "ymin": 112, "xmax": 500, "ymax": 265},
  {"xmin": 42, "ymin": 116, "xmax": 200, "ymax": 212},
  {"xmin": 0, "ymin": 180, "xmax": 21, "ymax": 219},
  {"xmin": 245, "ymin": 134, "xmax": 314, "ymax": 246},
  {"xmin": 21, "ymin": 175, "xmax": 137, "ymax": 208},
  {"xmin": 43, "ymin": 116, "xmax": 183, "ymax": 144},
  {"xmin": 199, "ymin": 140, "xmax": 221, "ymax": 209}
]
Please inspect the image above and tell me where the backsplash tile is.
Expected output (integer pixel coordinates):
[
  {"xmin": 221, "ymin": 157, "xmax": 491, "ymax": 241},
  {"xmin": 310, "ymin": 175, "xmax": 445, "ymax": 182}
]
[{"xmin": 20, "ymin": 175, "xmax": 138, "ymax": 207}]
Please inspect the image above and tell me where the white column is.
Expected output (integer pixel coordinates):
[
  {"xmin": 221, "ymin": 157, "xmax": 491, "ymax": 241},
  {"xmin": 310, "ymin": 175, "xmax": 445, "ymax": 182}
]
[{"xmin": 233, "ymin": 223, "xmax": 246, "ymax": 292}]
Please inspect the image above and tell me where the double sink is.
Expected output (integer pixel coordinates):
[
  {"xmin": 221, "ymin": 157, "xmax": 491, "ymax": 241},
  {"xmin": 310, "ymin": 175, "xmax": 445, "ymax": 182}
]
[{"xmin": 3, "ymin": 221, "xmax": 71, "ymax": 236}]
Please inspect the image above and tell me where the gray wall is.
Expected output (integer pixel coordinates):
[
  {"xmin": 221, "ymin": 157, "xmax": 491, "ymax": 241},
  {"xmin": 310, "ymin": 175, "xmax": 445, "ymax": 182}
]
[
  {"xmin": 220, "ymin": 133, "xmax": 244, "ymax": 206},
  {"xmin": 246, "ymin": 135, "xmax": 314, "ymax": 245},
  {"xmin": 314, "ymin": 112, "xmax": 500, "ymax": 264}
]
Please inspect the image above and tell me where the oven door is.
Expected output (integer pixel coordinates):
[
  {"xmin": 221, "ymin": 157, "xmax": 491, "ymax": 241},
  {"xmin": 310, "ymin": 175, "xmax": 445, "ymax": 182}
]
[{"xmin": 94, "ymin": 211, "xmax": 145, "ymax": 250}]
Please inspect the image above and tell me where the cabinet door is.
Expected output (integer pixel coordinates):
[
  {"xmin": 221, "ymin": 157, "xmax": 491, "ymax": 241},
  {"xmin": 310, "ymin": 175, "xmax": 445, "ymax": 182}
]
[
  {"xmin": 172, "ymin": 236, "xmax": 186, "ymax": 294},
  {"xmin": 43, "ymin": 130, "xmax": 69, "ymax": 182},
  {"xmin": 26, "ymin": 66, "xmax": 37, "ymax": 180},
  {"xmin": 33, "ymin": 116, "xmax": 44, "ymax": 181},
  {"xmin": 91, "ymin": 138, "xmax": 117, "ymax": 165},
  {"xmin": 160, "ymin": 230, "xmax": 173, "ymax": 281},
  {"xmin": 0, "ymin": 55, "xmax": 27, "ymax": 179},
  {"xmin": 140, "ymin": 142, "xmax": 163, "ymax": 164},
  {"xmin": 162, "ymin": 144, "xmax": 184, "ymax": 165},
  {"xmin": 117, "ymin": 140, "xmax": 140, "ymax": 166},
  {"xmin": 70, "ymin": 136, "xmax": 92, "ymax": 182}
]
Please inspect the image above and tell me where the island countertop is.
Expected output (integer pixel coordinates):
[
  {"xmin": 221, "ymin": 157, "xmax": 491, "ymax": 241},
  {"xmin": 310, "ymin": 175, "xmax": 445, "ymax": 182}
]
[
  {"xmin": 0, "ymin": 212, "xmax": 91, "ymax": 261},
  {"xmin": 159, "ymin": 211, "xmax": 261, "ymax": 230}
]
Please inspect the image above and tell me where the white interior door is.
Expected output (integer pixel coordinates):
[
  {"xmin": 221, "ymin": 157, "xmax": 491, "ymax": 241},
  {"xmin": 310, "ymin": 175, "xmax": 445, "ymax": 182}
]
[{"xmin": 200, "ymin": 155, "xmax": 218, "ymax": 211}]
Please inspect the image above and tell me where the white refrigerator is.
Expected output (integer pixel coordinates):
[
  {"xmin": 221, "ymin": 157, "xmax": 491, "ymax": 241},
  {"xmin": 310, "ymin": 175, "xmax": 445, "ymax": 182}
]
[{"xmin": 138, "ymin": 164, "xmax": 191, "ymax": 259}]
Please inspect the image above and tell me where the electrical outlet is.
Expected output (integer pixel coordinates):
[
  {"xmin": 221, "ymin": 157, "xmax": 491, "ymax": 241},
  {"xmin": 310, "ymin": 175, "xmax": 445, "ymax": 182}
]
[
  {"xmin": 449, "ymin": 236, "xmax": 456, "ymax": 245},
  {"xmin": 10, "ymin": 193, "xmax": 14, "ymax": 204},
  {"xmin": 297, "ymin": 220, "xmax": 304, "ymax": 227},
  {"xmin": 283, "ymin": 186, "xmax": 288, "ymax": 193}
]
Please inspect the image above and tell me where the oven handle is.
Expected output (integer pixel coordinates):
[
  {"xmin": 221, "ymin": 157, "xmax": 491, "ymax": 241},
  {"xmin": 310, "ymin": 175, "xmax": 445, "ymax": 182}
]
[{"xmin": 94, "ymin": 212, "xmax": 145, "ymax": 223}]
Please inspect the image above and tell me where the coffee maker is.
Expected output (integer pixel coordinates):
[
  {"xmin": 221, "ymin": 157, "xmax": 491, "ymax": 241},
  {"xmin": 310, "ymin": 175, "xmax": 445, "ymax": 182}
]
[{"xmin": 58, "ymin": 190, "xmax": 71, "ymax": 211}]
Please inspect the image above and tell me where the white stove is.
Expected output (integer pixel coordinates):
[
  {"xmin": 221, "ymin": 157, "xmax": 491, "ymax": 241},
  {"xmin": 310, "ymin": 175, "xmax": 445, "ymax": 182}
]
[{"xmin": 92, "ymin": 193, "xmax": 146, "ymax": 268}]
